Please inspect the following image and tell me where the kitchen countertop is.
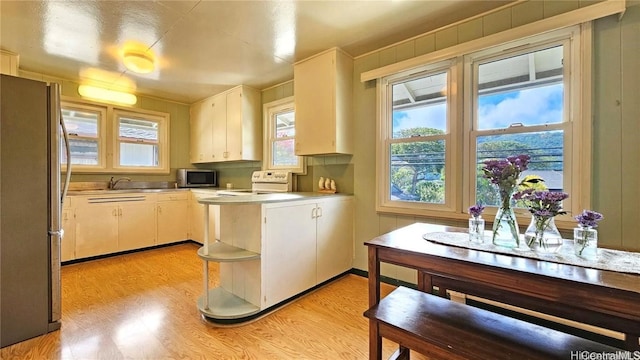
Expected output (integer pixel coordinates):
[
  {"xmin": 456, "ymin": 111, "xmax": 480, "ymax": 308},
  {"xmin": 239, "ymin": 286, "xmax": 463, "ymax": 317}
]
[{"xmin": 197, "ymin": 192, "xmax": 351, "ymax": 205}]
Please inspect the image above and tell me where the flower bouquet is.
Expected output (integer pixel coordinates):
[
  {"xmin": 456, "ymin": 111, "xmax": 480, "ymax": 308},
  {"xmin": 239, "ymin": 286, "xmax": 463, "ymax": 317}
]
[
  {"xmin": 468, "ymin": 204, "xmax": 485, "ymax": 243},
  {"xmin": 574, "ymin": 210, "xmax": 603, "ymax": 258},
  {"xmin": 514, "ymin": 189, "xmax": 569, "ymax": 252},
  {"xmin": 481, "ymin": 154, "xmax": 530, "ymax": 247}
]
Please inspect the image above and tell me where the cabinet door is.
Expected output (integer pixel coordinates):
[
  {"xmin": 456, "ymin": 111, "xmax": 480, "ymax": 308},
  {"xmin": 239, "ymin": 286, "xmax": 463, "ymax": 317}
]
[
  {"xmin": 61, "ymin": 208, "xmax": 76, "ymax": 262},
  {"xmin": 316, "ymin": 197, "xmax": 354, "ymax": 283},
  {"xmin": 118, "ymin": 201, "xmax": 156, "ymax": 251},
  {"xmin": 190, "ymin": 99, "xmax": 213, "ymax": 163},
  {"xmin": 225, "ymin": 87, "xmax": 243, "ymax": 161},
  {"xmin": 263, "ymin": 203, "xmax": 317, "ymax": 308},
  {"xmin": 211, "ymin": 93, "xmax": 227, "ymax": 161},
  {"xmin": 157, "ymin": 199, "xmax": 189, "ymax": 245},
  {"xmin": 75, "ymin": 205, "xmax": 118, "ymax": 259},
  {"xmin": 0, "ymin": 51, "xmax": 18, "ymax": 76},
  {"xmin": 294, "ymin": 51, "xmax": 336, "ymax": 155},
  {"xmin": 189, "ymin": 194, "xmax": 217, "ymax": 244}
]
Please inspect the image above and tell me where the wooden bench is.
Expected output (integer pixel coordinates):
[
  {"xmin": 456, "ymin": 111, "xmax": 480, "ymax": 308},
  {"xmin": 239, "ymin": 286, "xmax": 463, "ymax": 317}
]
[{"xmin": 364, "ymin": 286, "xmax": 624, "ymax": 360}]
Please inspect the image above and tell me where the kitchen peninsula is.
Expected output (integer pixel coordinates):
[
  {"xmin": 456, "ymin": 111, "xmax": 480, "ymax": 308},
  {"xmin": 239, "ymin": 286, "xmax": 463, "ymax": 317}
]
[{"xmin": 197, "ymin": 192, "xmax": 354, "ymax": 322}]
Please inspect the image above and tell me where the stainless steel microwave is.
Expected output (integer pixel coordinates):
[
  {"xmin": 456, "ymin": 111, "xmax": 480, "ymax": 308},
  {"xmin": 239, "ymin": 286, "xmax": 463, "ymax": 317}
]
[{"xmin": 176, "ymin": 169, "xmax": 217, "ymax": 188}]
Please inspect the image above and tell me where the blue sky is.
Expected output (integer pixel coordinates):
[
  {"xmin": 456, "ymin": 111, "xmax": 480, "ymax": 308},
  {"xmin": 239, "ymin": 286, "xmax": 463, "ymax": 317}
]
[
  {"xmin": 392, "ymin": 83, "xmax": 563, "ymax": 134},
  {"xmin": 393, "ymin": 103, "xmax": 446, "ymax": 134},
  {"xmin": 477, "ymin": 83, "xmax": 563, "ymax": 129}
]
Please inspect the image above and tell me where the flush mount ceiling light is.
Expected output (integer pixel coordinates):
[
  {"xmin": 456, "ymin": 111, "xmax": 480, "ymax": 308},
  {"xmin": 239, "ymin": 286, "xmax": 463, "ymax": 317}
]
[
  {"xmin": 123, "ymin": 49, "xmax": 155, "ymax": 74},
  {"xmin": 78, "ymin": 85, "xmax": 137, "ymax": 105}
]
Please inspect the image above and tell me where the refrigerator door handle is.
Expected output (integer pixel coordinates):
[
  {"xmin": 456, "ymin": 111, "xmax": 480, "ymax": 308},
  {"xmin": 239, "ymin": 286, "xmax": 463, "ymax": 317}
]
[
  {"xmin": 48, "ymin": 229, "xmax": 64, "ymax": 237},
  {"xmin": 48, "ymin": 82, "xmax": 64, "ymax": 326},
  {"xmin": 60, "ymin": 110, "xmax": 71, "ymax": 206}
]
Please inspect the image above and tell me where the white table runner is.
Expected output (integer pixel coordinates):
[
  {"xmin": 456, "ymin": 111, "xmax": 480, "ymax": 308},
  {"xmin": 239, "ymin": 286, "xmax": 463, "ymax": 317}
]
[{"xmin": 422, "ymin": 231, "xmax": 640, "ymax": 275}]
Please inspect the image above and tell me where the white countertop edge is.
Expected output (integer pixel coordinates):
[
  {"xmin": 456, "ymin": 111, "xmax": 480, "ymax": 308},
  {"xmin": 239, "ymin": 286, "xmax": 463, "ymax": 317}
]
[{"xmin": 197, "ymin": 192, "xmax": 353, "ymax": 205}]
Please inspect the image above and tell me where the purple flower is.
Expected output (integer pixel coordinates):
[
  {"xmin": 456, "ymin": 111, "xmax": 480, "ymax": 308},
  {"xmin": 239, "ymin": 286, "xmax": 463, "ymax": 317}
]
[
  {"xmin": 482, "ymin": 154, "xmax": 531, "ymax": 209},
  {"xmin": 512, "ymin": 188, "xmax": 534, "ymax": 200},
  {"xmin": 468, "ymin": 204, "xmax": 485, "ymax": 218},
  {"xmin": 575, "ymin": 210, "xmax": 603, "ymax": 228},
  {"xmin": 514, "ymin": 190, "xmax": 569, "ymax": 219}
]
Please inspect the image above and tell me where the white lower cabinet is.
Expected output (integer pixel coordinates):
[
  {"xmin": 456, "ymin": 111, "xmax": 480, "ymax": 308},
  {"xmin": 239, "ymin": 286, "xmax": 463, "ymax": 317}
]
[
  {"xmin": 157, "ymin": 192, "xmax": 189, "ymax": 245},
  {"xmin": 263, "ymin": 202, "xmax": 317, "ymax": 307},
  {"xmin": 117, "ymin": 201, "xmax": 157, "ymax": 252},
  {"xmin": 316, "ymin": 197, "xmax": 354, "ymax": 284},
  {"xmin": 197, "ymin": 195, "xmax": 354, "ymax": 321},
  {"xmin": 69, "ymin": 190, "xmax": 195, "ymax": 260},
  {"xmin": 189, "ymin": 190, "xmax": 218, "ymax": 244},
  {"xmin": 61, "ymin": 199, "xmax": 76, "ymax": 262},
  {"xmin": 73, "ymin": 193, "xmax": 159, "ymax": 259},
  {"xmin": 75, "ymin": 202, "xmax": 119, "ymax": 259}
]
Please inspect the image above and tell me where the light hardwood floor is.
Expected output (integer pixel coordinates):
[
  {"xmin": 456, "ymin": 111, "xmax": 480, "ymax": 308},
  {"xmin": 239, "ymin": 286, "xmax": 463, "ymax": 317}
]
[{"xmin": 1, "ymin": 243, "xmax": 429, "ymax": 360}]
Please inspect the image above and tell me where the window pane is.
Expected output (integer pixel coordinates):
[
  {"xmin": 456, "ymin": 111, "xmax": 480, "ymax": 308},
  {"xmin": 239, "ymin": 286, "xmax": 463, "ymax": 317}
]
[
  {"xmin": 475, "ymin": 130, "xmax": 564, "ymax": 206},
  {"xmin": 390, "ymin": 140, "xmax": 445, "ymax": 204},
  {"xmin": 272, "ymin": 139, "xmax": 297, "ymax": 166},
  {"xmin": 61, "ymin": 138, "xmax": 98, "ymax": 165},
  {"xmin": 119, "ymin": 117, "xmax": 158, "ymax": 142},
  {"xmin": 120, "ymin": 143, "xmax": 158, "ymax": 167},
  {"xmin": 392, "ymin": 72, "xmax": 447, "ymax": 138},
  {"xmin": 62, "ymin": 108, "xmax": 99, "ymax": 138},
  {"xmin": 477, "ymin": 46, "xmax": 564, "ymax": 130},
  {"xmin": 275, "ymin": 110, "xmax": 295, "ymax": 138}
]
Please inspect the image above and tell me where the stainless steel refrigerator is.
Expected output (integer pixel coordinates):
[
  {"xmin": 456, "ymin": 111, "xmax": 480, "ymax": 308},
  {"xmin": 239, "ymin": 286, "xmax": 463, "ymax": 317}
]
[{"xmin": 1, "ymin": 74, "xmax": 71, "ymax": 347}]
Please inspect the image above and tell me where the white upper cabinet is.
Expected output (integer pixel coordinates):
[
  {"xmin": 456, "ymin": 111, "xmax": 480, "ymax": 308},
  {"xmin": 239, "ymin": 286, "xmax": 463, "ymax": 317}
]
[
  {"xmin": 0, "ymin": 50, "xmax": 18, "ymax": 76},
  {"xmin": 294, "ymin": 48, "xmax": 353, "ymax": 155},
  {"xmin": 225, "ymin": 86, "xmax": 262, "ymax": 161},
  {"xmin": 189, "ymin": 98, "xmax": 215, "ymax": 163},
  {"xmin": 189, "ymin": 85, "xmax": 262, "ymax": 163}
]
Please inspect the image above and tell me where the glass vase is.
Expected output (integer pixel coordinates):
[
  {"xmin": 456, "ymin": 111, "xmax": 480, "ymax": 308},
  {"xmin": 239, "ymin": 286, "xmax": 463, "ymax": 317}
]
[
  {"xmin": 574, "ymin": 226, "xmax": 598, "ymax": 259},
  {"xmin": 524, "ymin": 216, "xmax": 563, "ymax": 253},
  {"xmin": 469, "ymin": 216, "xmax": 485, "ymax": 243},
  {"xmin": 492, "ymin": 206, "xmax": 520, "ymax": 248}
]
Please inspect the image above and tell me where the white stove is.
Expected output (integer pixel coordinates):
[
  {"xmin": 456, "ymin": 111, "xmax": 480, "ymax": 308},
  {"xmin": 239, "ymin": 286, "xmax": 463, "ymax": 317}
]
[{"xmin": 217, "ymin": 170, "xmax": 292, "ymax": 196}]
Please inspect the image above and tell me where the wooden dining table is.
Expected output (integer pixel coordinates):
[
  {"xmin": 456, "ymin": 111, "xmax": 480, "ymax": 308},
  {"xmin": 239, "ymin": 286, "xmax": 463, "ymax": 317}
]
[{"xmin": 365, "ymin": 223, "xmax": 640, "ymax": 358}]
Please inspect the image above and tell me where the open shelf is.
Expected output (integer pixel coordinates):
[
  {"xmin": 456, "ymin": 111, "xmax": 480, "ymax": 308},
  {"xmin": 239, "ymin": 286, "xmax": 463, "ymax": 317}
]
[
  {"xmin": 197, "ymin": 288, "xmax": 261, "ymax": 319},
  {"xmin": 197, "ymin": 241, "xmax": 260, "ymax": 262}
]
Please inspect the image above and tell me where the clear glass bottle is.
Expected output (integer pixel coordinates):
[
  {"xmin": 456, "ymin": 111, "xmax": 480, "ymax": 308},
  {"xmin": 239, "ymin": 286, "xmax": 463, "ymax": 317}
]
[
  {"xmin": 492, "ymin": 206, "xmax": 520, "ymax": 248},
  {"xmin": 524, "ymin": 216, "xmax": 563, "ymax": 253},
  {"xmin": 574, "ymin": 226, "xmax": 598, "ymax": 259},
  {"xmin": 469, "ymin": 216, "xmax": 485, "ymax": 243}
]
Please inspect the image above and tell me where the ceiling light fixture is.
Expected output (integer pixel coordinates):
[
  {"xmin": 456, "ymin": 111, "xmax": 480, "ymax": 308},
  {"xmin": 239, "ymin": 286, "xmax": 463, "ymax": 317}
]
[
  {"xmin": 123, "ymin": 49, "xmax": 155, "ymax": 74},
  {"xmin": 78, "ymin": 85, "xmax": 137, "ymax": 105}
]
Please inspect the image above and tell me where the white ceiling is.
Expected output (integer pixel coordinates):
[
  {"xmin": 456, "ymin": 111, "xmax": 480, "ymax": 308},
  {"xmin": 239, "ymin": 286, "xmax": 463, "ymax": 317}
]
[{"xmin": 0, "ymin": 1, "xmax": 512, "ymax": 104}]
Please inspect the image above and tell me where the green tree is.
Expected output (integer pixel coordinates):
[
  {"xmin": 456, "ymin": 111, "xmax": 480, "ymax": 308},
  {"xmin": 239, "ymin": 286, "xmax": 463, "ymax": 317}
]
[{"xmin": 391, "ymin": 127, "xmax": 445, "ymax": 200}]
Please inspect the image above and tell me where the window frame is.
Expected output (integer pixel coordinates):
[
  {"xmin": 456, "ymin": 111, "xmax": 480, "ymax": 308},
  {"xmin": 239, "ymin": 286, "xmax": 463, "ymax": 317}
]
[
  {"xmin": 376, "ymin": 24, "xmax": 591, "ymax": 229},
  {"xmin": 377, "ymin": 59, "xmax": 459, "ymax": 215},
  {"xmin": 262, "ymin": 96, "xmax": 305, "ymax": 173},
  {"xmin": 60, "ymin": 101, "xmax": 107, "ymax": 171},
  {"xmin": 61, "ymin": 96, "xmax": 170, "ymax": 174},
  {"xmin": 112, "ymin": 108, "xmax": 169, "ymax": 173}
]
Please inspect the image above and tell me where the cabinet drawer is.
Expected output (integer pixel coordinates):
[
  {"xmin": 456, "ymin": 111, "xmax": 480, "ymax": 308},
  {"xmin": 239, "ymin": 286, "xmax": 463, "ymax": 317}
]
[{"xmin": 157, "ymin": 192, "xmax": 188, "ymax": 201}]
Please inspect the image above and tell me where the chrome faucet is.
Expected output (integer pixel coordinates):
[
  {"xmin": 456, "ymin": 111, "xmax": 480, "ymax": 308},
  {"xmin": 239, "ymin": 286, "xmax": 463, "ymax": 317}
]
[{"xmin": 109, "ymin": 176, "xmax": 131, "ymax": 189}]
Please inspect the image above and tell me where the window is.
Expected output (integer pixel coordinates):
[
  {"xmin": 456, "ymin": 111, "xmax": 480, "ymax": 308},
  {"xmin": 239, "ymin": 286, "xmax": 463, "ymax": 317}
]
[
  {"xmin": 377, "ymin": 25, "xmax": 590, "ymax": 226},
  {"xmin": 380, "ymin": 60, "xmax": 456, "ymax": 212},
  {"xmin": 61, "ymin": 103, "xmax": 106, "ymax": 169},
  {"xmin": 471, "ymin": 44, "xmax": 567, "ymax": 209},
  {"xmin": 263, "ymin": 97, "xmax": 305, "ymax": 173},
  {"xmin": 61, "ymin": 99, "xmax": 170, "ymax": 174},
  {"xmin": 114, "ymin": 109, "xmax": 168, "ymax": 170}
]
